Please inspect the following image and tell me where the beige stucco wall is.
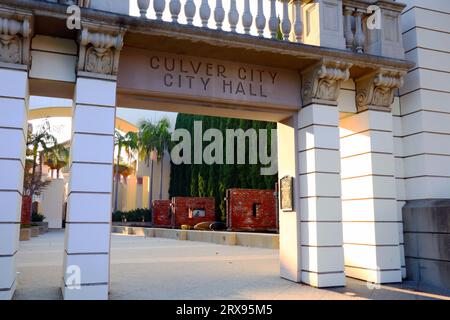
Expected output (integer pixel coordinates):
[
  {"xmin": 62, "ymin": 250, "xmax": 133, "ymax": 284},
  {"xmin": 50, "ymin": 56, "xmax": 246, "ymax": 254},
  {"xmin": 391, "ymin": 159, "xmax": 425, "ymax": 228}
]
[
  {"xmin": 114, "ymin": 153, "xmax": 171, "ymax": 212},
  {"xmin": 40, "ymin": 179, "xmax": 65, "ymax": 228}
]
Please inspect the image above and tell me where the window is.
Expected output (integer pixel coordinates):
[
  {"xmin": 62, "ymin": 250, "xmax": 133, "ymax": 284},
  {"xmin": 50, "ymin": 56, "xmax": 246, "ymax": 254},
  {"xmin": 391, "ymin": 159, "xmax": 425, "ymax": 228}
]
[
  {"xmin": 189, "ymin": 208, "xmax": 206, "ymax": 218},
  {"xmin": 252, "ymin": 203, "xmax": 261, "ymax": 217}
]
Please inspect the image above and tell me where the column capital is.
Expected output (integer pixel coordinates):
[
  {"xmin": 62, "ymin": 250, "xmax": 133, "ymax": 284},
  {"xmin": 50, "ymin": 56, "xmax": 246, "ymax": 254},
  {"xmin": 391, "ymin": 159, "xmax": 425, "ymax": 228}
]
[
  {"xmin": 355, "ymin": 68, "xmax": 405, "ymax": 112},
  {"xmin": 301, "ymin": 60, "xmax": 352, "ymax": 107},
  {"xmin": 0, "ymin": 9, "xmax": 33, "ymax": 68},
  {"xmin": 77, "ymin": 24, "xmax": 125, "ymax": 79}
]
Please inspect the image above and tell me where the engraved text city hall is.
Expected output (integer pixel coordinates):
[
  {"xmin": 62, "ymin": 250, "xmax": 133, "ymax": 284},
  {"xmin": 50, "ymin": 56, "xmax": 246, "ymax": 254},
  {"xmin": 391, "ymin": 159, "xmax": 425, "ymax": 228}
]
[{"xmin": 149, "ymin": 55, "xmax": 278, "ymax": 98}]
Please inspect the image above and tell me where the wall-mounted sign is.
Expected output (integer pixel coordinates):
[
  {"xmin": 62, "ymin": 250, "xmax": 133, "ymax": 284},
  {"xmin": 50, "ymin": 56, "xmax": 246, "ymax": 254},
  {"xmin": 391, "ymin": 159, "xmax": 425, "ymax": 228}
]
[
  {"xmin": 280, "ymin": 176, "xmax": 294, "ymax": 211},
  {"xmin": 118, "ymin": 47, "xmax": 301, "ymax": 108}
]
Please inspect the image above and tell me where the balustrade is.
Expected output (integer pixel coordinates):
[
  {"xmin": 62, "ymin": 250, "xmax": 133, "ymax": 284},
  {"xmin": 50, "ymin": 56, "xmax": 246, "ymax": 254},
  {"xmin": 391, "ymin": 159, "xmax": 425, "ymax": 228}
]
[{"xmin": 46, "ymin": 0, "xmax": 405, "ymax": 58}]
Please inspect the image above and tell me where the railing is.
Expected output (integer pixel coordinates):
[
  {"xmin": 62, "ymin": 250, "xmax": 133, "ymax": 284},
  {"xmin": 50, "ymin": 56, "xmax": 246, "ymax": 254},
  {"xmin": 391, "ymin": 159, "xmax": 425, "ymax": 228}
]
[
  {"xmin": 135, "ymin": 0, "xmax": 304, "ymax": 42},
  {"xmin": 342, "ymin": 0, "xmax": 404, "ymax": 58},
  {"xmin": 44, "ymin": 0, "xmax": 405, "ymax": 59}
]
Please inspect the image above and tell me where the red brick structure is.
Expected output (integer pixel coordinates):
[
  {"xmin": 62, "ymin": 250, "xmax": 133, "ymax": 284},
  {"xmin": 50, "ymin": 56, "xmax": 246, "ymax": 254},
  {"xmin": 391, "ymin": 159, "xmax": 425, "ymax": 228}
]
[
  {"xmin": 152, "ymin": 197, "xmax": 216, "ymax": 228},
  {"xmin": 21, "ymin": 195, "xmax": 32, "ymax": 225},
  {"xmin": 152, "ymin": 200, "xmax": 171, "ymax": 227},
  {"xmin": 226, "ymin": 189, "xmax": 277, "ymax": 232},
  {"xmin": 172, "ymin": 197, "xmax": 216, "ymax": 228}
]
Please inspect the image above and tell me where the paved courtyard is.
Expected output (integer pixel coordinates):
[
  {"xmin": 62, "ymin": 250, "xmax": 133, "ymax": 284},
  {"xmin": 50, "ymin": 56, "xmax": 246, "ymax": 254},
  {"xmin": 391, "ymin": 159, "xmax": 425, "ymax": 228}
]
[{"xmin": 13, "ymin": 230, "xmax": 450, "ymax": 300}]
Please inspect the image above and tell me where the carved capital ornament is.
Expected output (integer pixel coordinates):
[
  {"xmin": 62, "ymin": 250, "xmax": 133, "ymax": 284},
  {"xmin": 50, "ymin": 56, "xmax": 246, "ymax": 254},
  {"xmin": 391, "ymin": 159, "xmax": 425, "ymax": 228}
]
[
  {"xmin": 301, "ymin": 60, "xmax": 352, "ymax": 106},
  {"xmin": 355, "ymin": 69, "xmax": 405, "ymax": 112},
  {"xmin": 78, "ymin": 27, "xmax": 125, "ymax": 77},
  {"xmin": 0, "ymin": 15, "xmax": 32, "ymax": 65}
]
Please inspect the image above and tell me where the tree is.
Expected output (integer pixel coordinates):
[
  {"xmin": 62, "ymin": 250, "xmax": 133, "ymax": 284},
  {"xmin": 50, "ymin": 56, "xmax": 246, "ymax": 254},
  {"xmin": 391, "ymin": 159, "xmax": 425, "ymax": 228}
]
[
  {"xmin": 169, "ymin": 114, "xmax": 278, "ymax": 222},
  {"xmin": 25, "ymin": 120, "xmax": 57, "ymax": 198},
  {"xmin": 44, "ymin": 143, "xmax": 69, "ymax": 179},
  {"xmin": 138, "ymin": 120, "xmax": 159, "ymax": 209},
  {"xmin": 153, "ymin": 118, "xmax": 172, "ymax": 200},
  {"xmin": 114, "ymin": 130, "xmax": 138, "ymax": 212}
]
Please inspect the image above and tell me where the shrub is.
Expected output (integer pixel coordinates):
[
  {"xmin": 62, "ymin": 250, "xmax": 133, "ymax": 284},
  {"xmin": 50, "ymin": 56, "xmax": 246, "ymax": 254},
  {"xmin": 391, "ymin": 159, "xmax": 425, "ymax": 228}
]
[
  {"xmin": 112, "ymin": 208, "xmax": 152, "ymax": 223},
  {"xmin": 31, "ymin": 212, "xmax": 45, "ymax": 222}
]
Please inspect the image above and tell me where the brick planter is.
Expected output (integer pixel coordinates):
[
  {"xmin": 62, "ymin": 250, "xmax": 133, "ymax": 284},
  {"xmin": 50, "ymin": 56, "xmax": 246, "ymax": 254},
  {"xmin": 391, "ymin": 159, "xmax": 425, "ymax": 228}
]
[
  {"xmin": 34, "ymin": 221, "xmax": 49, "ymax": 234},
  {"xmin": 30, "ymin": 226, "xmax": 40, "ymax": 237},
  {"xmin": 20, "ymin": 228, "xmax": 31, "ymax": 241}
]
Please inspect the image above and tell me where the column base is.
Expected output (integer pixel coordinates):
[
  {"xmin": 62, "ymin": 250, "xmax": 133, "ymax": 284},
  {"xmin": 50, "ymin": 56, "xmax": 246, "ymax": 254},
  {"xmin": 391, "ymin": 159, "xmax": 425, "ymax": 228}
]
[
  {"xmin": 301, "ymin": 271, "xmax": 346, "ymax": 288},
  {"xmin": 0, "ymin": 280, "xmax": 16, "ymax": 300},
  {"xmin": 61, "ymin": 279, "xmax": 109, "ymax": 300},
  {"xmin": 345, "ymin": 266, "xmax": 402, "ymax": 284}
]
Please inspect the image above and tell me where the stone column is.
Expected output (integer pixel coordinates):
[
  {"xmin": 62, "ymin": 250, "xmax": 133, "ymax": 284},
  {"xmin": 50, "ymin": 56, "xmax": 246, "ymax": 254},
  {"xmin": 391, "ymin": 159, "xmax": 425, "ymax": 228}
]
[
  {"xmin": 62, "ymin": 26, "xmax": 124, "ymax": 300},
  {"xmin": 297, "ymin": 60, "xmax": 351, "ymax": 287},
  {"xmin": 0, "ymin": 13, "xmax": 31, "ymax": 300},
  {"xmin": 340, "ymin": 69, "xmax": 405, "ymax": 283}
]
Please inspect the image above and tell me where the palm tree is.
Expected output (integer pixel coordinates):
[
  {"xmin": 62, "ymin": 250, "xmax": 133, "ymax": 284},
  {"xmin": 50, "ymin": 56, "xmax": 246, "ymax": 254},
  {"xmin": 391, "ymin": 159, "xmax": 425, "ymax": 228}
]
[
  {"xmin": 44, "ymin": 143, "xmax": 69, "ymax": 179},
  {"xmin": 138, "ymin": 120, "xmax": 158, "ymax": 209},
  {"xmin": 26, "ymin": 120, "xmax": 57, "ymax": 198},
  {"xmin": 154, "ymin": 118, "xmax": 172, "ymax": 200},
  {"xmin": 114, "ymin": 130, "xmax": 138, "ymax": 212}
]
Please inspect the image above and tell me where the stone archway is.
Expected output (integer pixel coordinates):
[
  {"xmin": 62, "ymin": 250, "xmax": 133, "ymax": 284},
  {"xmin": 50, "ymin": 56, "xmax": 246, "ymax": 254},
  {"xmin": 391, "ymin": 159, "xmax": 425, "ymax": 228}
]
[{"xmin": 0, "ymin": 0, "xmax": 412, "ymax": 300}]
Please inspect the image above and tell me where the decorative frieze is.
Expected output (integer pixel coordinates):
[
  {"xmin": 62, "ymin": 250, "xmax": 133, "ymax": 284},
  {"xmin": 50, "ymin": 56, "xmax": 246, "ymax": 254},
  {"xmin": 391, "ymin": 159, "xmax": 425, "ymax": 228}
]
[
  {"xmin": 0, "ymin": 16, "xmax": 31, "ymax": 65},
  {"xmin": 78, "ymin": 26, "xmax": 124, "ymax": 77},
  {"xmin": 301, "ymin": 60, "xmax": 352, "ymax": 106},
  {"xmin": 355, "ymin": 69, "xmax": 404, "ymax": 112}
]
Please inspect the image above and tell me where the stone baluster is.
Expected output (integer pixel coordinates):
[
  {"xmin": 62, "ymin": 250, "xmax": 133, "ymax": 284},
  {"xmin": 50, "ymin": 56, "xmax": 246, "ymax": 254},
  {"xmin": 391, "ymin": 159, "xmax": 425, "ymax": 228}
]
[
  {"xmin": 214, "ymin": 0, "xmax": 225, "ymax": 30},
  {"xmin": 200, "ymin": 0, "xmax": 211, "ymax": 28},
  {"xmin": 292, "ymin": 0, "xmax": 302, "ymax": 42},
  {"xmin": 169, "ymin": 0, "xmax": 182, "ymax": 22},
  {"xmin": 354, "ymin": 9, "xmax": 365, "ymax": 53},
  {"xmin": 154, "ymin": 0, "xmax": 166, "ymax": 20},
  {"xmin": 268, "ymin": 0, "xmax": 278, "ymax": 39},
  {"xmin": 280, "ymin": 0, "xmax": 291, "ymax": 41},
  {"xmin": 255, "ymin": 0, "xmax": 266, "ymax": 37},
  {"xmin": 137, "ymin": 0, "xmax": 150, "ymax": 18},
  {"xmin": 185, "ymin": 0, "xmax": 196, "ymax": 26},
  {"xmin": 228, "ymin": 0, "xmax": 239, "ymax": 32},
  {"xmin": 343, "ymin": 7, "xmax": 355, "ymax": 51},
  {"xmin": 242, "ymin": 0, "xmax": 253, "ymax": 35}
]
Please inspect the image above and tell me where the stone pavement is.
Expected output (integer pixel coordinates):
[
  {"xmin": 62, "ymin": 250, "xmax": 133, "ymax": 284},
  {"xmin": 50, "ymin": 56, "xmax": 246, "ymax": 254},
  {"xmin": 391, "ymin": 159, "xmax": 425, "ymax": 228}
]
[{"xmin": 13, "ymin": 230, "xmax": 450, "ymax": 300}]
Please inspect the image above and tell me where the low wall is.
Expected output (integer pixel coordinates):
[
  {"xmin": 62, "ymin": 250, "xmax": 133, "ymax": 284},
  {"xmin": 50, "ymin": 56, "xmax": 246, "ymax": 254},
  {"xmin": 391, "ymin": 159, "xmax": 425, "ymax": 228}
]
[
  {"xmin": 403, "ymin": 200, "xmax": 450, "ymax": 290},
  {"xmin": 112, "ymin": 226, "xmax": 279, "ymax": 249}
]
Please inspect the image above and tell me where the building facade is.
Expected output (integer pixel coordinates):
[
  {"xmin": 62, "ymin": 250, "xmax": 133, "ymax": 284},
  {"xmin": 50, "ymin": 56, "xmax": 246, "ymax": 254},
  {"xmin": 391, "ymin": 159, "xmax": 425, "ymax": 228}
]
[{"xmin": 0, "ymin": 0, "xmax": 448, "ymax": 300}]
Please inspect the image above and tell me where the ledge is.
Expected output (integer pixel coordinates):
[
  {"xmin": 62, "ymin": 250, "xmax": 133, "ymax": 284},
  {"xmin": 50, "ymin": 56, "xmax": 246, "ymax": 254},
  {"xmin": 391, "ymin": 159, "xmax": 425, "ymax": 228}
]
[
  {"xmin": 3, "ymin": 0, "xmax": 415, "ymax": 77},
  {"xmin": 112, "ymin": 226, "xmax": 280, "ymax": 249}
]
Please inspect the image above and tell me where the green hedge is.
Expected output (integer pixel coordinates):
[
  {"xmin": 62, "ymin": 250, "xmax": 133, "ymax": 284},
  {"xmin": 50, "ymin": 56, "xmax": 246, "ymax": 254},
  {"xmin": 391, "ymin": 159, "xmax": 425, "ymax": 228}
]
[{"xmin": 112, "ymin": 208, "xmax": 152, "ymax": 223}]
